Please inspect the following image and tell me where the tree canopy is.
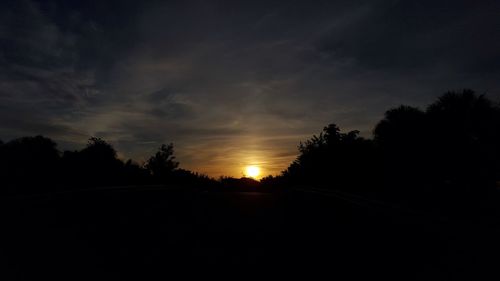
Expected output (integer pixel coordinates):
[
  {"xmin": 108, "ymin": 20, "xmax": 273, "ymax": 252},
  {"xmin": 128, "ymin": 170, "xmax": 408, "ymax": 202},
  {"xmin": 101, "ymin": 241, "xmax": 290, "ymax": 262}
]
[
  {"xmin": 2, "ymin": 89, "xmax": 500, "ymax": 205},
  {"xmin": 145, "ymin": 143, "xmax": 179, "ymax": 179}
]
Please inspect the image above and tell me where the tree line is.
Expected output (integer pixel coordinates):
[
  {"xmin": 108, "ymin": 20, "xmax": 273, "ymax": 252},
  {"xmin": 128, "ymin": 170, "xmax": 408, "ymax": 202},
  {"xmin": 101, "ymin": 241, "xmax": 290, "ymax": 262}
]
[
  {"xmin": 263, "ymin": 89, "xmax": 500, "ymax": 213},
  {"xmin": 2, "ymin": 89, "xmax": 500, "ymax": 206},
  {"xmin": 0, "ymin": 136, "xmax": 215, "ymax": 195}
]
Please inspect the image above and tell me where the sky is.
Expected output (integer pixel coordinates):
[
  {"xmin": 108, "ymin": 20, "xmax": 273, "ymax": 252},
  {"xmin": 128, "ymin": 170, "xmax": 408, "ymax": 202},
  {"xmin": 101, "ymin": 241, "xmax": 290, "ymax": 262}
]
[{"xmin": 1, "ymin": 0, "xmax": 499, "ymax": 178}]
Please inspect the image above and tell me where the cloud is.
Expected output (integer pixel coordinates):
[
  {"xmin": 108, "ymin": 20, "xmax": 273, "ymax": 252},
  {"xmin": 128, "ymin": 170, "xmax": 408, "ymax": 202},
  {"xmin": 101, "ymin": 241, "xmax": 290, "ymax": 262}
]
[
  {"xmin": 315, "ymin": 1, "xmax": 500, "ymax": 73},
  {"xmin": 1, "ymin": 0, "xmax": 499, "ymax": 177}
]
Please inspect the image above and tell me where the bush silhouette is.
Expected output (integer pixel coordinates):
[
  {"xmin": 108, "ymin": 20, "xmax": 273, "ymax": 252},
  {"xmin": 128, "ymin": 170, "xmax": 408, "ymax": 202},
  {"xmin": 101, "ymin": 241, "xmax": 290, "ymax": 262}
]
[
  {"xmin": 283, "ymin": 124, "xmax": 378, "ymax": 193},
  {"xmin": 373, "ymin": 105, "xmax": 428, "ymax": 193},
  {"xmin": 145, "ymin": 143, "xmax": 179, "ymax": 182},
  {"xmin": 373, "ymin": 90, "xmax": 500, "ymax": 197},
  {"xmin": 122, "ymin": 159, "xmax": 151, "ymax": 185},
  {"xmin": 61, "ymin": 137, "xmax": 124, "ymax": 187},
  {"xmin": 425, "ymin": 90, "xmax": 500, "ymax": 188},
  {"xmin": 0, "ymin": 136, "xmax": 60, "ymax": 193},
  {"xmin": 0, "ymin": 134, "xmax": 217, "ymax": 194},
  {"xmin": 281, "ymin": 89, "xmax": 500, "ymax": 208}
]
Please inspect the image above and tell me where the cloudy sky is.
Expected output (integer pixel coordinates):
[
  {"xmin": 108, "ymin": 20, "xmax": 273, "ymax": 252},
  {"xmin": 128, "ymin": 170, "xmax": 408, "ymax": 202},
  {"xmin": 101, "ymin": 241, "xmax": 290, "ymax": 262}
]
[{"xmin": 1, "ymin": 0, "xmax": 499, "ymax": 177}]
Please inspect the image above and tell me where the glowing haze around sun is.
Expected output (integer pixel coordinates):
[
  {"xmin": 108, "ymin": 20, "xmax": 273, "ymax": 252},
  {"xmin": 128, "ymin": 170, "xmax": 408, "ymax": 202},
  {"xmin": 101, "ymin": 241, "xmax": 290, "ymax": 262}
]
[{"xmin": 245, "ymin": 165, "xmax": 261, "ymax": 179}]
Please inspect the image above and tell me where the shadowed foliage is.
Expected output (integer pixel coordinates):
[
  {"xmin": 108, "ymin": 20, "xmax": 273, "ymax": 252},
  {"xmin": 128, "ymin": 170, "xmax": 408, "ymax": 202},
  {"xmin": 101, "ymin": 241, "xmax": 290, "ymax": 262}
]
[
  {"xmin": 0, "ymin": 137, "xmax": 212, "ymax": 194},
  {"xmin": 282, "ymin": 124, "xmax": 379, "ymax": 194},
  {"xmin": 277, "ymin": 89, "xmax": 500, "ymax": 213},
  {"xmin": 425, "ymin": 90, "xmax": 500, "ymax": 187},
  {"xmin": 0, "ymin": 136, "xmax": 59, "ymax": 193},
  {"xmin": 144, "ymin": 143, "xmax": 179, "ymax": 181},
  {"xmin": 373, "ymin": 105, "xmax": 429, "ymax": 194}
]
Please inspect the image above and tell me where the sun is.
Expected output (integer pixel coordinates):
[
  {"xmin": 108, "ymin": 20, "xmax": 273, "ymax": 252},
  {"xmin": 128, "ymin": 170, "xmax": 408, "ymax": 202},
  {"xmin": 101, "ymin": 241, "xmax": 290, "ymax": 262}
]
[{"xmin": 245, "ymin": 165, "xmax": 260, "ymax": 178}]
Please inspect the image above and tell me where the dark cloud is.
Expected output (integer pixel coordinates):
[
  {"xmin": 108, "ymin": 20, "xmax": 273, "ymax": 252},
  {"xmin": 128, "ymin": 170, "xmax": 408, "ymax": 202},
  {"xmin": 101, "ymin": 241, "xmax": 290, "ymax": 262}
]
[
  {"xmin": 316, "ymin": 1, "xmax": 500, "ymax": 72},
  {"xmin": 1, "ymin": 0, "xmax": 499, "ymax": 177}
]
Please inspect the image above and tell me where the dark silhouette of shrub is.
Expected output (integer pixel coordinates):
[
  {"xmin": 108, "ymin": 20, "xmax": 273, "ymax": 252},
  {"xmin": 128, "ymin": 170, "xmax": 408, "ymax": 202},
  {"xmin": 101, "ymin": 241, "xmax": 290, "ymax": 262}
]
[
  {"xmin": 170, "ymin": 169, "xmax": 219, "ymax": 189},
  {"xmin": 145, "ymin": 143, "xmax": 179, "ymax": 182},
  {"xmin": 0, "ymin": 135, "xmax": 60, "ymax": 193},
  {"xmin": 372, "ymin": 90, "xmax": 500, "ymax": 200},
  {"xmin": 425, "ymin": 90, "xmax": 500, "ymax": 189},
  {"xmin": 122, "ymin": 159, "xmax": 151, "ymax": 185},
  {"xmin": 373, "ymin": 105, "xmax": 429, "ymax": 195},
  {"xmin": 282, "ymin": 124, "xmax": 379, "ymax": 193},
  {"xmin": 281, "ymin": 89, "xmax": 500, "ymax": 209},
  {"xmin": 219, "ymin": 176, "xmax": 261, "ymax": 191},
  {"xmin": 61, "ymin": 137, "xmax": 124, "ymax": 187},
  {"xmin": 0, "ymin": 135, "xmax": 218, "ymax": 194}
]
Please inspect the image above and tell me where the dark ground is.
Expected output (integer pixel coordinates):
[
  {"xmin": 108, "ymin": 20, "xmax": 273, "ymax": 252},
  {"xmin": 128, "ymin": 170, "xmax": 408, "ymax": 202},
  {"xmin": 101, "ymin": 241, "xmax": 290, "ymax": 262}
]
[{"xmin": 1, "ymin": 186, "xmax": 499, "ymax": 280}]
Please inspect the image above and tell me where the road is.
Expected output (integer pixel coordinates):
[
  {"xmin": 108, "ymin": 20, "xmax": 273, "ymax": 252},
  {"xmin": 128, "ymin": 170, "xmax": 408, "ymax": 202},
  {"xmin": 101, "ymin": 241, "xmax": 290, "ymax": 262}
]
[{"xmin": 1, "ymin": 187, "xmax": 499, "ymax": 280}]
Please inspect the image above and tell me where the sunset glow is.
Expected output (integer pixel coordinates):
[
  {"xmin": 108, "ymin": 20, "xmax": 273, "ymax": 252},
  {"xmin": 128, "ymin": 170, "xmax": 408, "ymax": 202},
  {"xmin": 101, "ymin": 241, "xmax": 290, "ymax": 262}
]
[{"xmin": 245, "ymin": 165, "xmax": 261, "ymax": 179}]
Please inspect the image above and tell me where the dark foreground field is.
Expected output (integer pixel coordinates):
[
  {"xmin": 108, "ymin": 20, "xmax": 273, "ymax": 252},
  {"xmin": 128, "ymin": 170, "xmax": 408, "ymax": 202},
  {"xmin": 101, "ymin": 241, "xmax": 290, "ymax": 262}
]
[{"xmin": 1, "ymin": 186, "xmax": 499, "ymax": 280}]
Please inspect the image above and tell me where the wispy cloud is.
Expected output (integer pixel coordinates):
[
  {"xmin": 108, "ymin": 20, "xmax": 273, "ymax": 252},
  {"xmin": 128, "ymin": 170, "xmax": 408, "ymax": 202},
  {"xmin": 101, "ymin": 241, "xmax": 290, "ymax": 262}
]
[{"xmin": 1, "ymin": 0, "xmax": 499, "ymax": 177}]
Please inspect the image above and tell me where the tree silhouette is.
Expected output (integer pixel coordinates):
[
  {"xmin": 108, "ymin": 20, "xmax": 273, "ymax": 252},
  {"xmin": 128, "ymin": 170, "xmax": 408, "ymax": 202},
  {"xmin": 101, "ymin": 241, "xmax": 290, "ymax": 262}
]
[
  {"xmin": 61, "ymin": 137, "xmax": 124, "ymax": 187},
  {"xmin": 283, "ymin": 123, "xmax": 378, "ymax": 192},
  {"xmin": 0, "ymin": 135, "xmax": 218, "ymax": 193},
  {"xmin": 280, "ymin": 89, "xmax": 500, "ymax": 207},
  {"xmin": 81, "ymin": 137, "xmax": 118, "ymax": 160},
  {"xmin": 0, "ymin": 136, "xmax": 60, "ymax": 193},
  {"xmin": 373, "ymin": 105, "xmax": 426, "ymax": 146},
  {"xmin": 122, "ymin": 159, "xmax": 151, "ymax": 185},
  {"xmin": 425, "ymin": 90, "xmax": 500, "ymax": 189},
  {"xmin": 370, "ymin": 89, "xmax": 500, "ymax": 204},
  {"xmin": 373, "ymin": 105, "xmax": 428, "ymax": 191},
  {"xmin": 145, "ymin": 143, "xmax": 179, "ymax": 181}
]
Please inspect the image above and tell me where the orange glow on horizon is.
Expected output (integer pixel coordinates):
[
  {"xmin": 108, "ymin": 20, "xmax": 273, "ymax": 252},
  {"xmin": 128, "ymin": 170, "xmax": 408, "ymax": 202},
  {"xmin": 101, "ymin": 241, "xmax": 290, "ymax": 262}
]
[{"xmin": 244, "ymin": 165, "xmax": 261, "ymax": 179}]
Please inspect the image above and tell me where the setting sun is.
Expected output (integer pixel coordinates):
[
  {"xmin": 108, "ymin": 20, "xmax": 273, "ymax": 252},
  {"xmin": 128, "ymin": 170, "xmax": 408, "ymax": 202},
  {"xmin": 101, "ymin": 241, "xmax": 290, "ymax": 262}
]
[{"xmin": 245, "ymin": 165, "xmax": 260, "ymax": 178}]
